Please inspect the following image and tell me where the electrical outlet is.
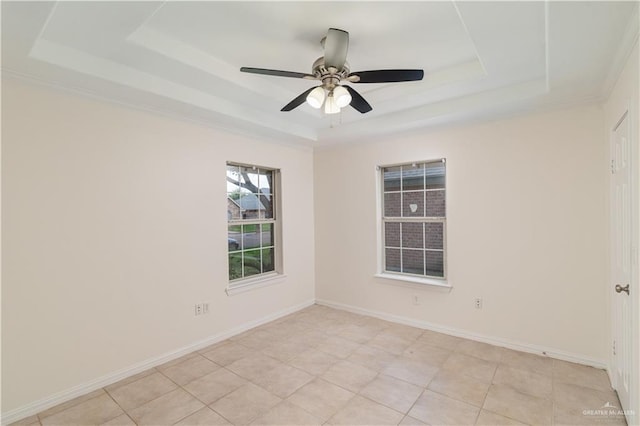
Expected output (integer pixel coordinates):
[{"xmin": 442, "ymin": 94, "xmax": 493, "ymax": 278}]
[
  {"xmin": 474, "ymin": 298, "xmax": 483, "ymax": 309},
  {"xmin": 195, "ymin": 302, "xmax": 210, "ymax": 316}
]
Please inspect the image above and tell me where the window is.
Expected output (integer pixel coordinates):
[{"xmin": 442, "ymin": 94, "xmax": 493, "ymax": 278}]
[
  {"xmin": 226, "ymin": 163, "xmax": 280, "ymax": 286},
  {"xmin": 380, "ymin": 159, "xmax": 446, "ymax": 281}
]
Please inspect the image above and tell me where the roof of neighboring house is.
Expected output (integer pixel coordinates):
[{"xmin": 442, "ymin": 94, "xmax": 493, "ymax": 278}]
[{"xmin": 227, "ymin": 192, "xmax": 270, "ymax": 211}]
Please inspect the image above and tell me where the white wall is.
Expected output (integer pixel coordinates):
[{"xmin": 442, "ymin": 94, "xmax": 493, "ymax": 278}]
[
  {"xmin": 315, "ymin": 104, "xmax": 608, "ymax": 363},
  {"xmin": 1, "ymin": 78, "xmax": 315, "ymax": 414}
]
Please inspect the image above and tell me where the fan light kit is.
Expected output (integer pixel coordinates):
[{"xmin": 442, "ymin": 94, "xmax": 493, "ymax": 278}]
[
  {"xmin": 241, "ymin": 28, "xmax": 424, "ymax": 115},
  {"xmin": 306, "ymin": 86, "xmax": 352, "ymax": 114}
]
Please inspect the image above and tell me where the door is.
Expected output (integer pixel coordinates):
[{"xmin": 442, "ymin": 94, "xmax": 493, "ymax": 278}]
[{"xmin": 611, "ymin": 109, "xmax": 632, "ymax": 415}]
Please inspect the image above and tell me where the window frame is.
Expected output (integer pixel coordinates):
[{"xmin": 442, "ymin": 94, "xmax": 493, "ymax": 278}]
[
  {"xmin": 226, "ymin": 162, "xmax": 284, "ymax": 294},
  {"xmin": 376, "ymin": 159, "xmax": 451, "ymax": 289}
]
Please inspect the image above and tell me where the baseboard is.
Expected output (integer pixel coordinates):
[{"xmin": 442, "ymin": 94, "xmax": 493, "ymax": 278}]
[
  {"xmin": 1, "ymin": 299, "xmax": 315, "ymax": 425},
  {"xmin": 316, "ymin": 298, "xmax": 608, "ymax": 370}
]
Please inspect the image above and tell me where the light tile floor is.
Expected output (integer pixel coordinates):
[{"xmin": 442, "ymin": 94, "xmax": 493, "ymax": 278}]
[{"xmin": 13, "ymin": 305, "xmax": 627, "ymax": 426}]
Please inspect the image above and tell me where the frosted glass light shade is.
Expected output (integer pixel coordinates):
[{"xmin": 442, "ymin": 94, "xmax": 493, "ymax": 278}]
[
  {"xmin": 306, "ymin": 87, "xmax": 325, "ymax": 109},
  {"xmin": 324, "ymin": 95, "xmax": 340, "ymax": 114},
  {"xmin": 333, "ymin": 86, "xmax": 352, "ymax": 107}
]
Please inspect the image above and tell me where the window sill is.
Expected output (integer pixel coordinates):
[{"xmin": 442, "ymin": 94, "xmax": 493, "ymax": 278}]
[
  {"xmin": 374, "ymin": 273, "xmax": 452, "ymax": 291},
  {"xmin": 226, "ymin": 273, "xmax": 287, "ymax": 296}
]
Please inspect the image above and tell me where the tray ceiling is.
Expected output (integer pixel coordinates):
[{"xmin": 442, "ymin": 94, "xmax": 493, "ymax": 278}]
[{"xmin": 2, "ymin": 1, "xmax": 637, "ymax": 146}]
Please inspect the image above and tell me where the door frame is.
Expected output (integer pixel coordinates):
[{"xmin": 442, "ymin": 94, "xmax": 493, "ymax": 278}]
[{"xmin": 609, "ymin": 99, "xmax": 639, "ymax": 425}]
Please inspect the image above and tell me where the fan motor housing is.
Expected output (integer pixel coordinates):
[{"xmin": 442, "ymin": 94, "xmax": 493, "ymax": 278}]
[{"xmin": 312, "ymin": 57, "xmax": 350, "ymax": 90}]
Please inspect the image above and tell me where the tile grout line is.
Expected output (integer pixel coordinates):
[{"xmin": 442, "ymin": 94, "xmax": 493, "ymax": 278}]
[
  {"xmin": 403, "ymin": 388, "xmax": 428, "ymax": 424},
  {"xmin": 102, "ymin": 389, "xmax": 135, "ymax": 426},
  {"xmin": 120, "ymin": 365, "xmax": 198, "ymax": 423},
  {"xmin": 481, "ymin": 358, "xmax": 554, "ymax": 425},
  {"xmin": 352, "ymin": 371, "xmax": 425, "ymax": 420},
  {"xmin": 35, "ymin": 390, "xmax": 107, "ymax": 424},
  {"xmin": 199, "ymin": 359, "xmax": 319, "ymax": 425},
  {"xmin": 472, "ymin": 353, "xmax": 501, "ymax": 425},
  {"xmin": 404, "ymin": 348, "xmax": 444, "ymax": 424}
]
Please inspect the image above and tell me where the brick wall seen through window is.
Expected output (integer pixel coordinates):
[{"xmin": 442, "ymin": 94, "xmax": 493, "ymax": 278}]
[{"xmin": 381, "ymin": 160, "xmax": 446, "ymax": 279}]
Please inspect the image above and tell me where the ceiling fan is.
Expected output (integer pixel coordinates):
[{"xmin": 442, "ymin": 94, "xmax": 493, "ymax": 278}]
[{"xmin": 240, "ymin": 28, "xmax": 424, "ymax": 115}]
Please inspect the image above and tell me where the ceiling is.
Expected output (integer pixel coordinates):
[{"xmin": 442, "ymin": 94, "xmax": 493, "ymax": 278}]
[{"xmin": 2, "ymin": 1, "xmax": 638, "ymax": 147}]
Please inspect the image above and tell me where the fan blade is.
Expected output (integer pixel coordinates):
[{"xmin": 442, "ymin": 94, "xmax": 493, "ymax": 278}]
[
  {"xmin": 343, "ymin": 85, "xmax": 372, "ymax": 113},
  {"xmin": 281, "ymin": 86, "xmax": 320, "ymax": 111},
  {"xmin": 324, "ymin": 28, "xmax": 349, "ymax": 70},
  {"xmin": 349, "ymin": 69, "xmax": 424, "ymax": 83},
  {"xmin": 241, "ymin": 67, "xmax": 315, "ymax": 79}
]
